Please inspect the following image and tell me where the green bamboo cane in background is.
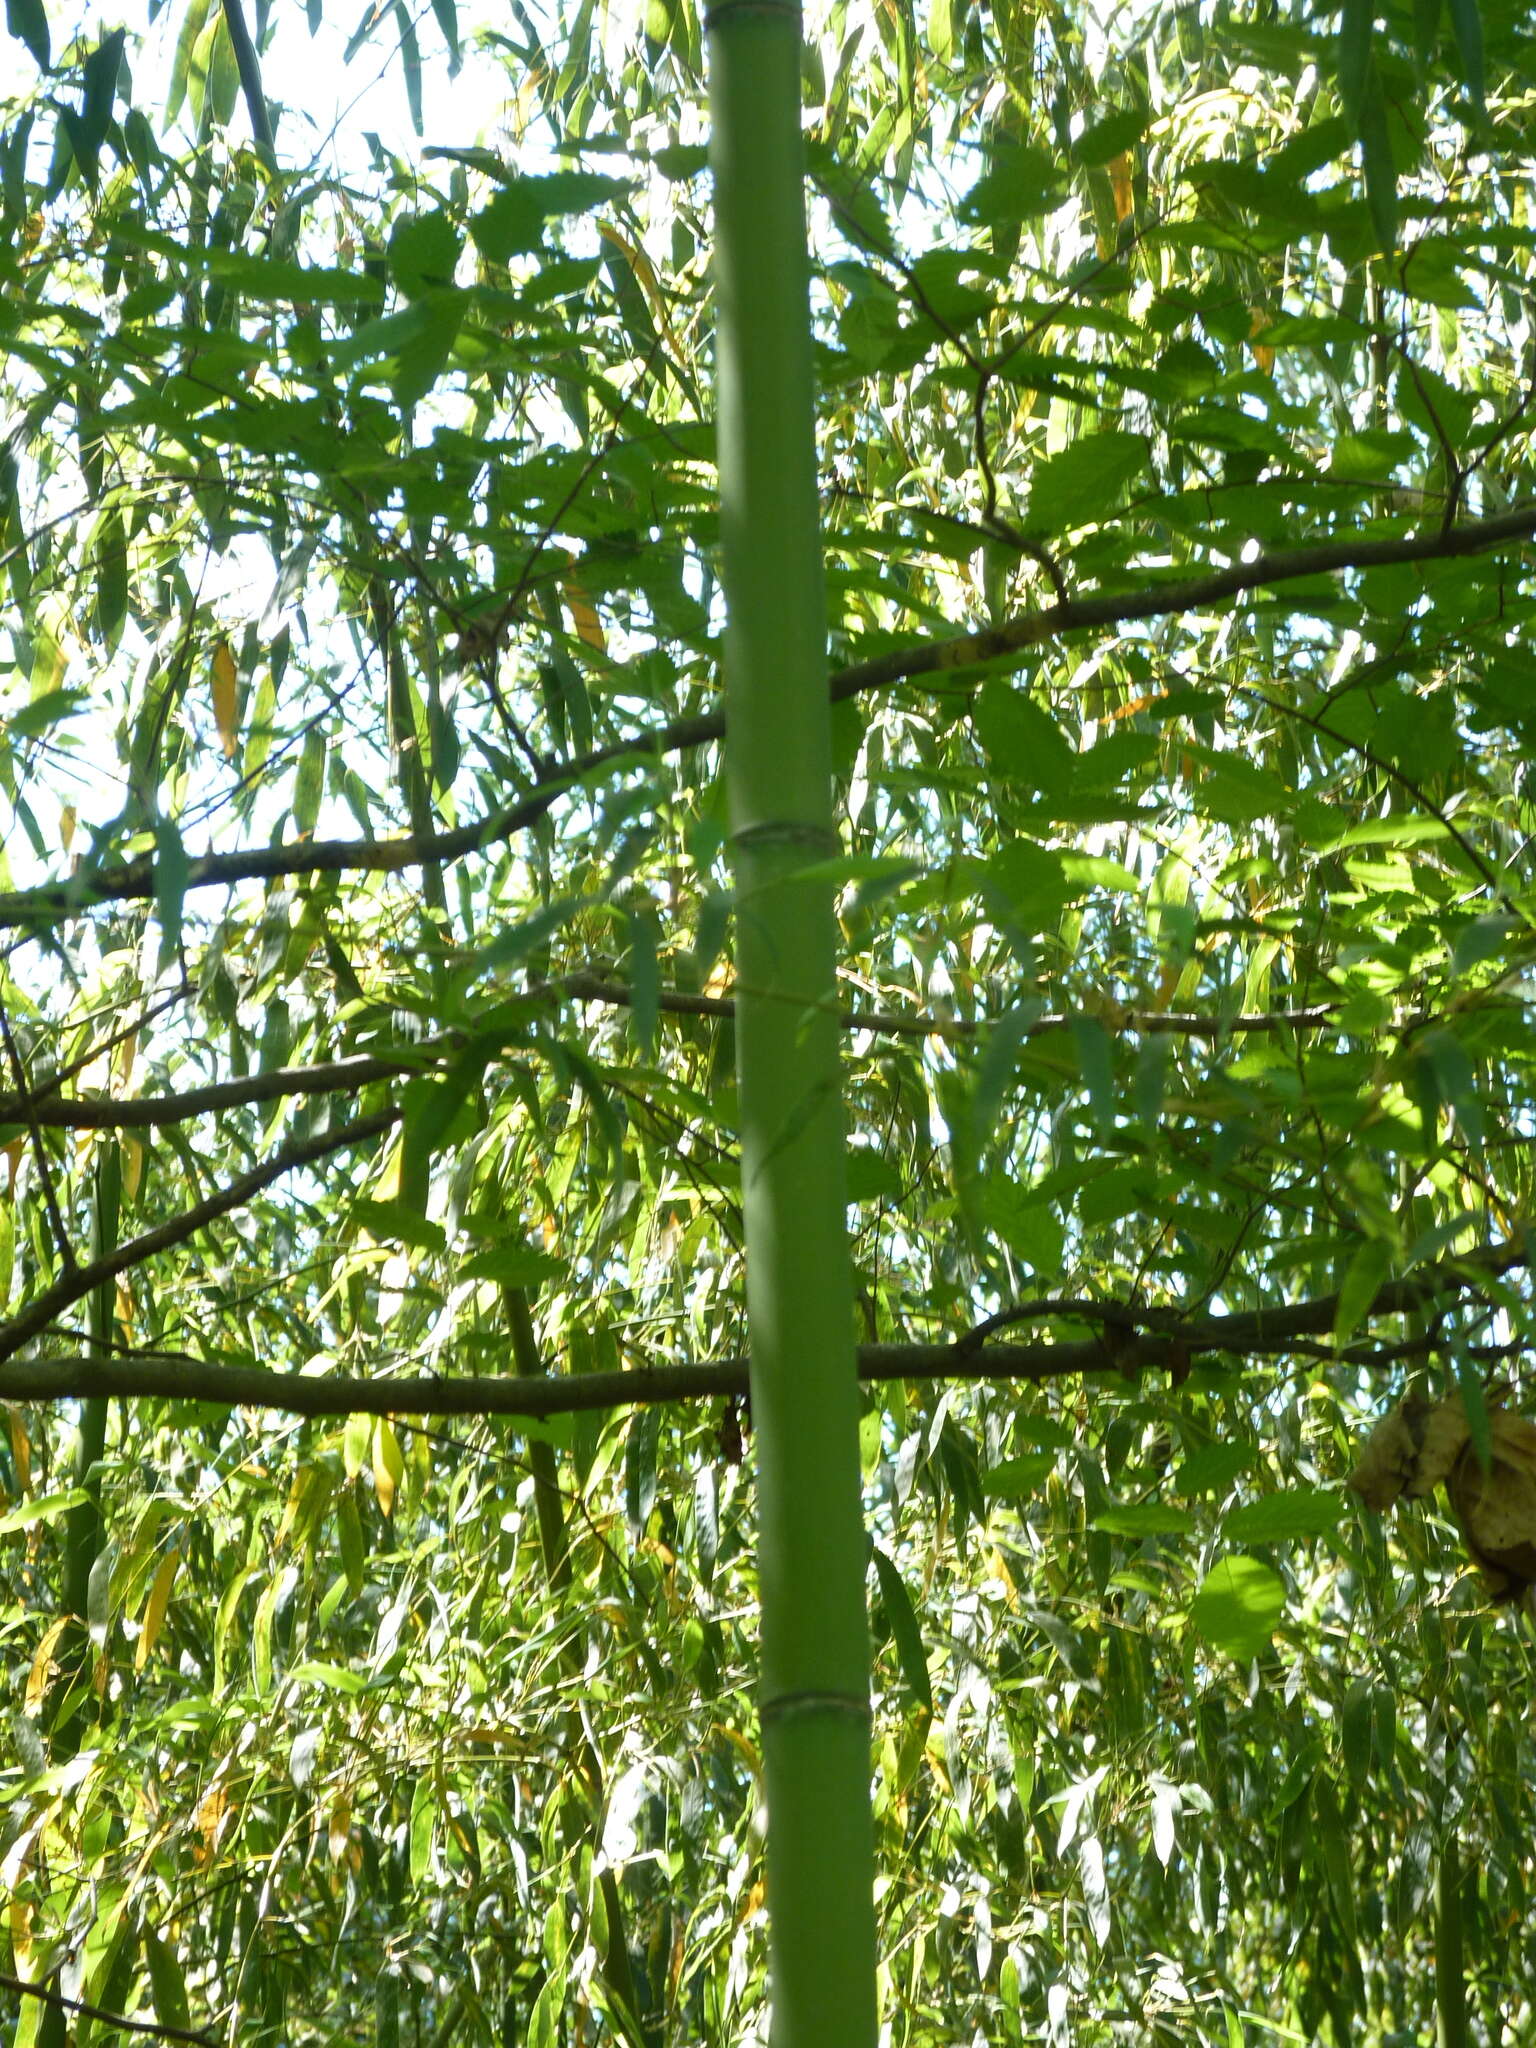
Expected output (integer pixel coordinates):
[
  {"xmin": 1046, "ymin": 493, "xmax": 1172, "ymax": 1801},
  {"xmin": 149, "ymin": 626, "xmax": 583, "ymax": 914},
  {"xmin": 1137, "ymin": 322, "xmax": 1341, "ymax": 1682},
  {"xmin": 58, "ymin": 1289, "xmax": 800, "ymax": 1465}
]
[{"xmin": 707, "ymin": 6, "xmax": 880, "ymax": 2044}]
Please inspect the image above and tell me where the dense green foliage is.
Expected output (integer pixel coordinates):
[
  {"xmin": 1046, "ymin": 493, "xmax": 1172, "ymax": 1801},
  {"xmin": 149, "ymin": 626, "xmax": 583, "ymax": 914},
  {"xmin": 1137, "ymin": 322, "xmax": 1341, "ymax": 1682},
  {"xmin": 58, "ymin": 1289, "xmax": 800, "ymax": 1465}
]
[{"xmin": 2, "ymin": 0, "xmax": 1536, "ymax": 2041}]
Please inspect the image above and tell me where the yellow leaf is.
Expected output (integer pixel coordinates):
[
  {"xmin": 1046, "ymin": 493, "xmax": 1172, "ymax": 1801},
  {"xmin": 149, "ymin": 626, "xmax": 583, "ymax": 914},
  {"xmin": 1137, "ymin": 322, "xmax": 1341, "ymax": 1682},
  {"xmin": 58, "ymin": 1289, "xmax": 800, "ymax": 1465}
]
[
  {"xmin": 59, "ymin": 805, "xmax": 76, "ymax": 853},
  {"xmin": 114, "ymin": 1029, "xmax": 139, "ymax": 1086},
  {"xmin": 373, "ymin": 1416, "xmax": 404, "ymax": 1516},
  {"xmin": 598, "ymin": 221, "xmax": 680, "ymax": 351},
  {"xmin": 9, "ymin": 1897, "xmax": 32, "ymax": 1977},
  {"xmin": 120, "ymin": 1130, "xmax": 144, "ymax": 1198},
  {"xmin": 193, "ymin": 1781, "xmax": 233, "ymax": 1867},
  {"xmin": 563, "ymin": 578, "xmax": 606, "ymax": 652},
  {"xmin": 1247, "ymin": 307, "xmax": 1275, "ymax": 377},
  {"xmin": 1108, "ymin": 152, "xmax": 1134, "ymax": 223},
  {"xmin": 136, "ymin": 1549, "xmax": 181, "ymax": 1672},
  {"xmin": 211, "ymin": 640, "xmax": 240, "ymax": 759},
  {"xmin": 327, "ymin": 1793, "xmax": 353, "ymax": 1862},
  {"xmin": 343, "ymin": 1412, "xmax": 371, "ymax": 1479},
  {"xmin": 26, "ymin": 1614, "xmax": 71, "ymax": 1713},
  {"xmin": 7, "ymin": 1407, "xmax": 31, "ymax": 1493}
]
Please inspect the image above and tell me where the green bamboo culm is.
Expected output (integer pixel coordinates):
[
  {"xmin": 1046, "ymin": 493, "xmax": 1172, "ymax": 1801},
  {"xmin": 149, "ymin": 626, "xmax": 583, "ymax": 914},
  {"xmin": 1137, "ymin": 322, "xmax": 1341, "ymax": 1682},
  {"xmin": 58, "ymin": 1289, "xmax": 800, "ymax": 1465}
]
[
  {"xmin": 706, "ymin": 6, "xmax": 879, "ymax": 2046},
  {"xmin": 1435, "ymin": 1825, "xmax": 1468, "ymax": 2048}
]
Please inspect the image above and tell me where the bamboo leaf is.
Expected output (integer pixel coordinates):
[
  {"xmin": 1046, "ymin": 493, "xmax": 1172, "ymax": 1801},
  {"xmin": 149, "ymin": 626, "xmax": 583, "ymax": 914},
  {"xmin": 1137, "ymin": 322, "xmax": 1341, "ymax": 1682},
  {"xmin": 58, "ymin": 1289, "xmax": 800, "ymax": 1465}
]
[
  {"xmin": 4, "ymin": 0, "xmax": 49, "ymax": 68},
  {"xmin": 872, "ymin": 1545, "xmax": 932, "ymax": 1718}
]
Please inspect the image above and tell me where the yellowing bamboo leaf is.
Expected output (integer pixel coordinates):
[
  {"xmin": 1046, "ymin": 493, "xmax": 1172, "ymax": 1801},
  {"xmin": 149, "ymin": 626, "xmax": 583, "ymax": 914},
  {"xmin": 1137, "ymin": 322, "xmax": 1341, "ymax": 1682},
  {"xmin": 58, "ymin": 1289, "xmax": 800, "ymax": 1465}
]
[
  {"xmin": 26, "ymin": 1613, "xmax": 71, "ymax": 1712},
  {"xmin": 563, "ymin": 578, "xmax": 606, "ymax": 652},
  {"xmin": 1108, "ymin": 152, "xmax": 1134, "ymax": 222},
  {"xmin": 328, "ymin": 1793, "xmax": 353, "ymax": 1862},
  {"xmin": 8, "ymin": 1884, "xmax": 33, "ymax": 1975},
  {"xmin": 1248, "ymin": 308, "xmax": 1275, "ymax": 377},
  {"xmin": 114, "ymin": 1028, "xmax": 138, "ymax": 1087},
  {"xmin": 373, "ymin": 1416, "xmax": 404, "ymax": 1516},
  {"xmin": 343, "ymin": 1412, "xmax": 371, "ymax": 1479},
  {"xmin": 211, "ymin": 640, "xmax": 239, "ymax": 758},
  {"xmin": 59, "ymin": 804, "xmax": 76, "ymax": 852},
  {"xmin": 135, "ymin": 1549, "xmax": 181, "ymax": 1671},
  {"xmin": 193, "ymin": 1781, "xmax": 233, "ymax": 1867},
  {"xmin": 8, "ymin": 1408, "xmax": 31, "ymax": 1493},
  {"xmin": 120, "ymin": 1132, "xmax": 143, "ymax": 1201},
  {"xmin": 598, "ymin": 220, "xmax": 679, "ymax": 350}
]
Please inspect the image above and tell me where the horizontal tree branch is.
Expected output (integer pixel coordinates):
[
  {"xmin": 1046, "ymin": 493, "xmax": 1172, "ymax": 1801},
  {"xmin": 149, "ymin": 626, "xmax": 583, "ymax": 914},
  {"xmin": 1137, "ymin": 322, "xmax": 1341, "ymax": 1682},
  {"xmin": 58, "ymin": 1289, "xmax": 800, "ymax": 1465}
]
[
  {"xmin": 0, "ymin": 981, "xmax": 1343, "ymax": 1129},
  {"xmin": 0, "ymin": 504, "xmax": 1529, "ymax": 932},
  {"xmin": 0, "ymin": 1110, "xmax": 400, "ymax": 1363},
  {"xmin": 3, "ymin": 1244, "xmax": 1523, "ymax": 1415},
  {"xmin": 560, "ymin": 973, "xmax": 1342, "ymax": 1045},
  {"xmin": 0, "ymin": 1054, "xmax": 429, "ymax": 1129}
]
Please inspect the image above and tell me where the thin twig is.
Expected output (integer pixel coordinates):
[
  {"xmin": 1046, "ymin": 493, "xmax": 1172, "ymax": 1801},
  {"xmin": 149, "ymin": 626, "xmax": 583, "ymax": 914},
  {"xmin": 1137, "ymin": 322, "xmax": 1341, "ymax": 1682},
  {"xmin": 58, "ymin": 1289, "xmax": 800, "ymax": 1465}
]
[{"xmin": 0, "ymin": 1109, "xmax": 399, "ymax": 1362}]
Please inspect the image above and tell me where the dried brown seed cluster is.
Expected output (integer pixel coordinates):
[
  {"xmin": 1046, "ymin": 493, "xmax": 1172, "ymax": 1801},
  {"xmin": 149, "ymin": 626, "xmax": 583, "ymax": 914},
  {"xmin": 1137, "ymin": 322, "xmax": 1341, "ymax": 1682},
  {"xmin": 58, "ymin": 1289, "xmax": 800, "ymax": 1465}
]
[{"xmin": 1347, "ymin": 1391, "xmax": 1536, "ymax": 1610}]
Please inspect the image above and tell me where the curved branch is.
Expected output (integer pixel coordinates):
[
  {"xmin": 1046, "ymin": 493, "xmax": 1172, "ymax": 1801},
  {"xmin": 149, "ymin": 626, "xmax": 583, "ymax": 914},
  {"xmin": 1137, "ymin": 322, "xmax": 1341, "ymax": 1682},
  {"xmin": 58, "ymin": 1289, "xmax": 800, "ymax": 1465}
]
[
  {"xmin": 3, "ymin": 1244, "xmax": 1523, "ymax": 1413},
  {"xmin": 0, "ymin": 1969, "xmax": 215, "ymax": 2048},
  {"xmin": 0, "ymin": 505, "xmax": 1530, "ymax": 933},
  {"xmin": 0, "ymin": 1109, "xmax": 399, "ymax": 1363}
]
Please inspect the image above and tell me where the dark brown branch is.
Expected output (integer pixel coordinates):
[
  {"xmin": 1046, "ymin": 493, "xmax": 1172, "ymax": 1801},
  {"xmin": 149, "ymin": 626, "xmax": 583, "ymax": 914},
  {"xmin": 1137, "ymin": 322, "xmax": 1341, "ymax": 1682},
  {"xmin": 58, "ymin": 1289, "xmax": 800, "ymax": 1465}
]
[
  {"xmin": 0, "ymin": 986, "xmax": 1347, "ymax": 1130},
  {"xmin": 0, "ymin": 1110, "xmax": 399, "ymax": 1363},
  {"xmin": 824, "ymin": 503, "xmax": 1536, "ymax": 704},
  {"xmin": 0, "ymin": 1967, "xmax": 216, "ymax": 2048},
  {"xmin": 1, "ymin": 1054, "xmax": 430, "ymax": 1128},
  {"xmin": 562, "ymin": 973, "xmax": 1343, "ymax": 1045},
  {"xmin": 0, "ymin": 505, "xmax": 1530, "ymax": 932},
  {"xmin": 4, "ymin": 1244, "xmax": 1523, "ymax": 1414}
]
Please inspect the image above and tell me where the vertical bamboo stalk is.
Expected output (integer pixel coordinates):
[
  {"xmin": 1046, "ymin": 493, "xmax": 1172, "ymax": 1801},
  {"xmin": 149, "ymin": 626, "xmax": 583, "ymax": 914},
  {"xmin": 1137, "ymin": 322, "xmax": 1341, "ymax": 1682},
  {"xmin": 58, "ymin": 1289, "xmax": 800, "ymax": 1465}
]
[{"xmin": 706, "ymin": 7, "xmax": 878, "ymax": 2046}]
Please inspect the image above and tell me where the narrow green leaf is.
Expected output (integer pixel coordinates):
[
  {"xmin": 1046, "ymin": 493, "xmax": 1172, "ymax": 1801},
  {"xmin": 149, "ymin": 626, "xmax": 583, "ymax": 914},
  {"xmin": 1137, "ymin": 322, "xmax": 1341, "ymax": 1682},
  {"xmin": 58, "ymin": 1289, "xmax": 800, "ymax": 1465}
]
[
  {"xmin": 872, "ymin": 1545, "xmax": 933, "ymax": 1717},
  {"xmin": 1071, "ymin": 1015, "xmax": 1116, "ymax": 1132},
  {"xmin": 4, "ymin": 0, "xmax": 49, "ymax": 69},
  {"xmin": 1453, "ymin": 1354, "xmax": 1492, "ymax": 1475},
  {"xmin": 1333, "ymin": 1237, "xmax": 1391, "ymax": 1350},
  {"xmin": 1444, "ymin": 0, "xmax": 1486, "ymax": 119},
  {"xmin": 293, "ymin": 725, "xmax": 326, "ymax": 835},
  {"xmin": 166, "ymin": 0, "xmax": 213, "ymax": 129},
  {"xmin": 1412, "ymin": 0, "xmax": 1441, "ymax": 67},
  {"xmin": 1357, "ymin": 71, "xmax": 1398, "ymax": 254},
  {"xmin": 393, "ymin": 3, "xmax": 424, "ymax": 134},
  {"xmin": 154, "ymin": 815, "xmax": 190, "ymax": 965},
  {"xmin": 144, "ymin": 1928, "xmax": 191, "ymax": 2034},
  {"xmin": 409, "ymin": 1774, "xmax": 436, "ymax": 1883},
  {"xmin": 429, "ymin": 0, "xmax": 460, "ymax": 70},
  {"xmin": 1312, "ymin": 1775, "xmax": 1358, "ymax": 1946},
  {"xmin": 0, "ymin": 1488, "xmax": 90, "ymax": 1535},
  {"xmin": 1341, "ymin": 1678, "xmax": 1373, "ymax": 1791},
  {"xmin": 1336, "ymin": 0, "xmax": 1373, "ymax": 127},
  {"xmin": 626, "ymin": 907, "xmax": 659, "ymax": 1054},
  {"xmin": 625, "ymin": 1407, "xmax": 660, "ymax": 1530}
]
